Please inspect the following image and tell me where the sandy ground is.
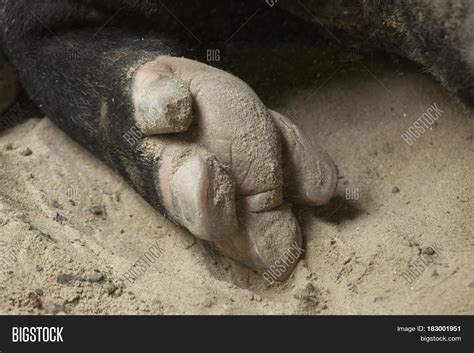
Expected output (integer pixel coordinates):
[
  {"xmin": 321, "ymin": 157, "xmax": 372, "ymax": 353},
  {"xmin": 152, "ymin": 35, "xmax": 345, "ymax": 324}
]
[{"xmin": 0, "ymin": 41, "xmax": 473, "ymax": 314}]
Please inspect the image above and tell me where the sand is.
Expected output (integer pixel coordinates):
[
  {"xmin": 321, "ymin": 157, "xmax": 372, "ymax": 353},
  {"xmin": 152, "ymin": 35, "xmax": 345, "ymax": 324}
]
[{"xmin": 0, "ymin": 40, "xmax": 472, "ymax": 314}]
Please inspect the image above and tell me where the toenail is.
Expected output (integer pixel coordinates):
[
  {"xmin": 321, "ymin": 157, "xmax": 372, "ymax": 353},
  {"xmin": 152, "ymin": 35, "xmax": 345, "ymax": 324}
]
[
  {"xmin": 133, "ymin": 65, "xmax": 193, "ymax": 135},
  {"xmin": 158, "ymin": 147, "xmax": 237, "ymax": 241}
]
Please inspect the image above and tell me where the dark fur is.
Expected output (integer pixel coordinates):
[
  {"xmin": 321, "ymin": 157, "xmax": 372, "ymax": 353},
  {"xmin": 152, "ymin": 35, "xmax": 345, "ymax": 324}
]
[{"xmin": 282, "ymin": 0, "xmax": 474, "ymax": 111}]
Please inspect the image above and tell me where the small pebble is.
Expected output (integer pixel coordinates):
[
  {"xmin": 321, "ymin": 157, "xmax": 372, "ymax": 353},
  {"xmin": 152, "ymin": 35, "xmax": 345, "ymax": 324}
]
[
  {"xmin": 88, "ymin": 205, "xmax": 104, "ymax": 216},
  {"xmin": 20, "ymin": 147, "xmax": 32, "ymax": 156},
  {"xmin": 57, "ymin": 273, "xmax": 75, "ymax": 285},
  {"xmin": 392, "ymin": 186, "xmax": 400, "ymax": 193},
  {"xmin": 87, "ymin": 271, "xmax": 104, "ymax": 283},
  {"xmin": 29, "ymin": 292, "xmax": 42, "ymax": 309},
  {"xmin": 114, "ymin": 286, "xmax": 123, "ymax": 296},
  {"xmin": 34, "ymin": 288, "xmax": 44, "ymax": 296},
  {"xmin": 468, "ymin": 282, "xmax": 474, "ymax": 289},
  {"xmin": 104, "ymin": 282, "xmax": 117, "ymax": 295},
  {"xmin": 35, "ymin": 265, "xmax": 43, "ymax": 272}
]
